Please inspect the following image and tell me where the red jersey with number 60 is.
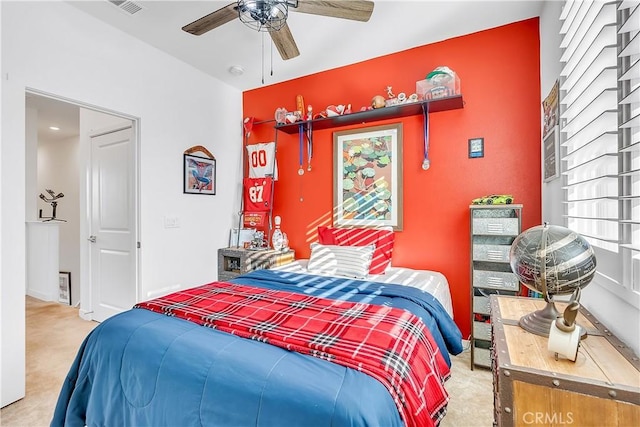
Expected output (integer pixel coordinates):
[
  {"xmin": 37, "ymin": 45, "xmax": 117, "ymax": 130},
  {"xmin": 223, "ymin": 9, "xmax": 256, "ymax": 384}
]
[
  {"xmin": 246, "ymin": 142, "xmax": 278, "ymax": 180},
  {"xmin": 243, "ymin": 177, "xmax": 272, "ymax": 212}
]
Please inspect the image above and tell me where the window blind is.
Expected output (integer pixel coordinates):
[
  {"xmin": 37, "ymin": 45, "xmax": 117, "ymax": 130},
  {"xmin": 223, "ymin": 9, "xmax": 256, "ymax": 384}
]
[
  {"xmin": 618, "ymin": 0, "xmax": 640, "ymax": 290},
  {"xmin": 560, "ymin": 0, "xmax": 640, "ymax": 292}
]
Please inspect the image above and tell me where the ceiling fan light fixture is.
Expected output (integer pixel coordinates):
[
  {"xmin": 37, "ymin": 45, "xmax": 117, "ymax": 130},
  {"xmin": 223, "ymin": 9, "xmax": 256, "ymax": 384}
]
[{"xmin": 238, "ymin": 0, "xmax": 293, "ymax": 32}]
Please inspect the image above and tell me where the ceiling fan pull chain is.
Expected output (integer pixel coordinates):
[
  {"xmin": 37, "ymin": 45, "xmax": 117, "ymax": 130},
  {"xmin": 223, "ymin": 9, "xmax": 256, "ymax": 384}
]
[
  {"xmin": 270, "ymin": 35, "xmax": 274, "ymax": 77},
  {"xmin": 261, "ymin": 32, "xmax": 265, "ymax": 85}
]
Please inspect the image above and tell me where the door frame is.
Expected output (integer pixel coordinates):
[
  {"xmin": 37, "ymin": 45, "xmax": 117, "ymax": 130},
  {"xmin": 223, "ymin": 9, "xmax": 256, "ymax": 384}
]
[{"xmin": 25, "ymin": 88, "xmax": 141, "ymax": 322}]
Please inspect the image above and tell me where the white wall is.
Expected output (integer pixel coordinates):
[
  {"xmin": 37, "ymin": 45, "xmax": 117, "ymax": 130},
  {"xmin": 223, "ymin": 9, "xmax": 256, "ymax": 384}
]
[
  {"xmin": 1, "ymin": 0, "xmax": 26, "ymax": 407},
  {"xmin": 539, "ymin": 2, "xmax": 640, "ymax": 356},
  {"xmin": 25, "ymin": 107, "xmax": 38, "ymax": 222},
  {"xmin": 1, "ymin": 0, "xmax": 242, "ymax": 407},
  {"xmin": 539, "ymin": 0, "xmax": 564, "ymax": 227},
  {"xmin": 37, "ymin": 135, "xmax": 81, "ymax": 305}
]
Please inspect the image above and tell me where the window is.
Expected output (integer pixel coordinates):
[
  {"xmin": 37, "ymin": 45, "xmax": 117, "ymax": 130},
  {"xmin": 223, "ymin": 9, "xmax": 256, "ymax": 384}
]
[{"xmin": 560, "ymin": 0, "xmax": 639, "ymax": 294}]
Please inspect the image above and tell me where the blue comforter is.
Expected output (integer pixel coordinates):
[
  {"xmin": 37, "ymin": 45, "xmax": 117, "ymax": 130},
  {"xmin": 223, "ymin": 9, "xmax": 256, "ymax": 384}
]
[{"xmin": 51, "ymin": 270, "xmax": 463, "ymax": 427}]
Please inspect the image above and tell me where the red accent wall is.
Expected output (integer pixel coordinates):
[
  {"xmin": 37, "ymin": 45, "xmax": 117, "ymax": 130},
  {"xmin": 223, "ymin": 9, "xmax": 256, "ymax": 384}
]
[{"xmin": 242, "ymin": 19, "xmax": 542, "ymax": 337}]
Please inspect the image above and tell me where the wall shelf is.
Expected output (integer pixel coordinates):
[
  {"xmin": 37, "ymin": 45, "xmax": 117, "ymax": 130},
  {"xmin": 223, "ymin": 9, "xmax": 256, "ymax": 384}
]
[
  {"xmin": 274, "ymin": 95, "xmax": 464, "ymax": 170},
  {"xmin": 274, "ymin": 95, "xmax": 464, "ymax": 134}
]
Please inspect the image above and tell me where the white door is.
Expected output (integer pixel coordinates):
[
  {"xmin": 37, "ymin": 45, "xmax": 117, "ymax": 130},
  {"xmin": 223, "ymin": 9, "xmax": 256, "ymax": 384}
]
[{"xmin": 89, "ymin": 126, "xmax": 137, "ymax": 321}]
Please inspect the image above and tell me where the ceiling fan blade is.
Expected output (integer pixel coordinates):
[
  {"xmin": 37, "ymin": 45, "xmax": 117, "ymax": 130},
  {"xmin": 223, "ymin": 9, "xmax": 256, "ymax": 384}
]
[
  {"xmin": 270, "ymin": 23, "xmax": 300, "ymax": 60},
  {"xmin": 293, "ymin": 0, "xmax": 374, "ymax": 22},
  {"xmin": 182, "ymin": 3, "xmax": 238, "ymax": 36}
]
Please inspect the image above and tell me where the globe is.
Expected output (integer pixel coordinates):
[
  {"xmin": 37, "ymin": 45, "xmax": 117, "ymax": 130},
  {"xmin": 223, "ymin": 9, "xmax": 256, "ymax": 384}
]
[{"xmin": 509, "ymin": 224, "xmax": 597, "ymax": 336}]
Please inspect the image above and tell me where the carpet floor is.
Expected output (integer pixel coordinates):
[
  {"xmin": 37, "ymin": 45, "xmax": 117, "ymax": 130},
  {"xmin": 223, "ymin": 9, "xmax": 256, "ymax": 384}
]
[{"xmin": 1, "ymin": 296, "xmax": 494, "ymax": 426}]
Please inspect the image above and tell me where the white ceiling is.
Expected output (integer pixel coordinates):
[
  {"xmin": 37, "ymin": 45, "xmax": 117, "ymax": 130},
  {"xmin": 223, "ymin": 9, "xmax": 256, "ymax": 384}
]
[
  {"xmin": 26, "ymin": 92, "xmax": 80, "ymax": 141},
  {"xmin": 27, "ymin": 1, "xmax": 543, "ymax": 137},
  {"xmin": 67, "ymin": 0, "xmax": 544, "ymax": 92}
]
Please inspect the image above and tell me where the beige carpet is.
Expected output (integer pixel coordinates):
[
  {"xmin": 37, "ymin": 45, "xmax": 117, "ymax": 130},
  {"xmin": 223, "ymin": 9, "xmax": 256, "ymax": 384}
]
[{"xmin": 1, "ymin": 297, "xmax": 494, "ymax": 426}]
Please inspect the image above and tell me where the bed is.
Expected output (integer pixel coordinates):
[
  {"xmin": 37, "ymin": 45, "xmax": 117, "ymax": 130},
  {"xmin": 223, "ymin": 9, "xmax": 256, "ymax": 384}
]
[
  {"xmin": 271, "ymin": 259, "xmax": 455, "ymax": 319},
  {"xmin": 51, "ymin": 229, "xmax": 463, "ymax": 427}
]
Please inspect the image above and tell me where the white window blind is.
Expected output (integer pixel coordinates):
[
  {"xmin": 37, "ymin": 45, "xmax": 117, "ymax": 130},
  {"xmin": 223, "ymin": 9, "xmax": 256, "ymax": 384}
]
[
  {"xmin": 619, "ymin": 0, "xmax": 640, "ymax": 290},
  {"xmin": 560, "ymin": 0, "xmax": 640, "ymax": 292}
]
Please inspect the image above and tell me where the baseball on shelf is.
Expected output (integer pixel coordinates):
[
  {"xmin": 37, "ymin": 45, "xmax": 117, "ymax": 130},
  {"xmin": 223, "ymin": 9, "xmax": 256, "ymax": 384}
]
[{"xmin": 371, "ymin": 95, "xmax": 386, "ymax": 109}]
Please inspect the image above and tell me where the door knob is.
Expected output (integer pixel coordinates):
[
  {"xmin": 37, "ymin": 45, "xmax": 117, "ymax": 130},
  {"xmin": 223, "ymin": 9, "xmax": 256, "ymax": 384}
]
[{"xmin": 88, "ymin": 235, "xmax": 96, "ymax": 243}]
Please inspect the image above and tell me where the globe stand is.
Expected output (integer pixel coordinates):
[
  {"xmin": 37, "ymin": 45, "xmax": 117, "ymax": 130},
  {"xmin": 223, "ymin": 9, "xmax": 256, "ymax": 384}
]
[
  {"xmin": 519, "ymin": 295, "xmax": 588, "ymax": 339},
  {"xmin": 519, "ymin": 299, "xmax": 559, "ymax": 337}
]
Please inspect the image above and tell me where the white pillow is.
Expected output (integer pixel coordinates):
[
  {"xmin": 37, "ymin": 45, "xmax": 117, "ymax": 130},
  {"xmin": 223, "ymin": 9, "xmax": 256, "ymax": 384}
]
[{"xmin": 307, "ymin": 243, "xmax": 375, "ymax": 279}]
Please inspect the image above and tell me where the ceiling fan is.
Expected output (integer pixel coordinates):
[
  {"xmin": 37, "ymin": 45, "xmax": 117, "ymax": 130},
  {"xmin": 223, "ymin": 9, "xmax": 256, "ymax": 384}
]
[{"xmin": 182, "ymin": 1, "xmax": 375, "ymax": 60}]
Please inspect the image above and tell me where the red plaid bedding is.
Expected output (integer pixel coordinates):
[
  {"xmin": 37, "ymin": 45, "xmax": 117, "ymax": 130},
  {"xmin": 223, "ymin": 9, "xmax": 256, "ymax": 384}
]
[{"xmin": 134, "ymin": 281, "xmax": 451, "ymax": 427}]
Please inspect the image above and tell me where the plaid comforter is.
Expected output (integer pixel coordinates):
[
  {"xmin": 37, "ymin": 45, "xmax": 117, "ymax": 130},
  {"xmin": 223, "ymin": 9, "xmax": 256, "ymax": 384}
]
[{"xmin": 135, "ymin": 281, "xmax": 451, "ymax": 427}]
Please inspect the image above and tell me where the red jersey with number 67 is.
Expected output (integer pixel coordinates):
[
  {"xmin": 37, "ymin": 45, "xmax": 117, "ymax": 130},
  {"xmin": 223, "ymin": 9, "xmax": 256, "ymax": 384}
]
[{"xmin": 243, "ymin": 177, "xmax": 272, "ymax": 212}]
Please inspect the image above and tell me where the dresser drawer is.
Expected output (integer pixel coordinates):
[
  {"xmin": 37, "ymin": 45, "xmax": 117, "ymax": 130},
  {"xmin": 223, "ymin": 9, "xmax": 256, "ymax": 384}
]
[
  {"xmin": 473, "ymin": 295, "xmax": 491, "ymax": 315},
  {"xmin": 473, "ymin": 270, "xmax": 519, "ymax": 291},
  {"xmin": 473, "ymin": 244, "xmax": 512, "ymax": 263},
  {"xmin": 473, "ymin": 320, "xmax": 492, "ymax": 341},
  {"xmin": 472, "ymin": 218, "xmax": 519, "ymax": 236},
  {"xmin": 473, "ymin": 340, "xmax": 491, "ymax": 368}
]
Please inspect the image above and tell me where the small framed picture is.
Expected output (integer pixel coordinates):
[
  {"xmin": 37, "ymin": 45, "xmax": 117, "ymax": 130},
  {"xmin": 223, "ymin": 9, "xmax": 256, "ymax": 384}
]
[
  {"xmin": 468, "ymin": 137, "xmax": 484, "ymax": 158},
  {"xmin": 184, "ymin": 153, "xmax": 216, "ymax": 195},
  {"xmin": 58, "ymin": 271, "xmax": 71, "ymax": 305}
]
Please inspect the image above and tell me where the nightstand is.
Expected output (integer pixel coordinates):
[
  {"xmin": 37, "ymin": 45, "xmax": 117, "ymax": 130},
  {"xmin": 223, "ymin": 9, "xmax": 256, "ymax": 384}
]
[
  {"xmin": 217, "ymin": 247, "xmax": 295, "ymax": 281},
  {"xmin": 490, "ymin": 295, "xmax": 640, "ymax": 427}
]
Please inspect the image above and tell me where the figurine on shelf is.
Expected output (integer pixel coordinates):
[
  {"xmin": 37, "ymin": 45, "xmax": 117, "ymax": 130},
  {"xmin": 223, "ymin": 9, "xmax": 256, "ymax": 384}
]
[
  {"xmin": 296, "ymin": 95, "xmax": 305, "ymax": 117},
  {"xmin": 386, "ymin": 86, "xmax": 395, "ymax": 99},
  {"xmin": 39, "ymin": 189, "xmax": 66, "ymax": 222},
  {"xmin": 285, "ymin": 111, "xmax": 301, "ymax": 124},
  {"xmin": 249, "ymin": 230, "xmax": 267, "ymax": 250},
  {"xmin": 275, "ymin": 107, "xmax": 287, "ymax": 124}
]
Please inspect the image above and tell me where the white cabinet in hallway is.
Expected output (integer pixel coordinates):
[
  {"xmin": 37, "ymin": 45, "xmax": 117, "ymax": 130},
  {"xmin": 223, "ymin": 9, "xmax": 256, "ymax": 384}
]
[{"xmin": 26, "ymin": 221, "xmax": 60, "ymax": 302}]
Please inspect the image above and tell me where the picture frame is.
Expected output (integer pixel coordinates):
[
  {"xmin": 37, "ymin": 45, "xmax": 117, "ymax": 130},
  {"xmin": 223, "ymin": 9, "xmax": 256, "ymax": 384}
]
[
  {"xmin": 58, "ymin": 271, "xmax": 71, "ymax": 305},
  {"xmin": 543, "ymin": 125, "xmax": 560, "ymax": 182},
  {"xmin": 183, "ymin": 153, "xmax": 216, "ymax": 195},
  {"xmin": 542, "ymin": 80, "xmax": 559, "ymax": 140},
  {"xmin": 229, "ymin": 228, "xmax": 257, "ymax": 248},
  {"xmin": 468, "ymin": 137, "xmax": 484, "ymax": 158},
  {"xmin": 333, "ymin": 123, "xmax": 403, "ymax": 230}
]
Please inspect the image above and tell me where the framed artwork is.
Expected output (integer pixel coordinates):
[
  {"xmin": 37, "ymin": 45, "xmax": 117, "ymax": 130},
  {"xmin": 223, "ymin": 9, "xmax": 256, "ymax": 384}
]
[
  {"xmin": 468, "ymin": 137, "xmax": 484, "ymax": 158},
  {"xmin": 542, "ymin": 80, "xmax": 559, "ymax": 140},
  {"xmin": 58, "ymin": 271, "xmax": 71, "ymax": 305},
  {"xmin": 184, "ymin": 153, "xmax": 216, "ymax": 195},
  {"xmin": 333, "ymin": 123, "xmax": 403, "ymax": 230},
  {"xmin": 544, "ymin": 125, "xmax": 560, "ymax": 182}
]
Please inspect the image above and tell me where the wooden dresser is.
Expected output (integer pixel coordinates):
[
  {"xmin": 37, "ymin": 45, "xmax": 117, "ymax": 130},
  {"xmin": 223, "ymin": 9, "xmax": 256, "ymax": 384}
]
[{"xmin": 490, "ymin": 295, "xmax": 640, "ymax": 427}]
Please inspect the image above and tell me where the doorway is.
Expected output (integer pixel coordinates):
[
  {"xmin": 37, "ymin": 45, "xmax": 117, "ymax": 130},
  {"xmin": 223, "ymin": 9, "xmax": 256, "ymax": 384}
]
[{"xmin": 25, "ymin": 90, "xmax": 140, "ymax": 321}]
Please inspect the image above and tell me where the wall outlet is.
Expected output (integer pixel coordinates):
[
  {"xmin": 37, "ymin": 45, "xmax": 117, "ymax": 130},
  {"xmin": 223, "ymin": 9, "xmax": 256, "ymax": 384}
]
[{"xmin": 164, "ymin": 215, "xmax": 180, "ymax": 228}]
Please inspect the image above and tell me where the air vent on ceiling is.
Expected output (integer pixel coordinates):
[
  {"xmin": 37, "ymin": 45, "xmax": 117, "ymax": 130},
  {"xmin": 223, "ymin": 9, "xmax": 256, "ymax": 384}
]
[{"xmin": 107, "ymin": 0, "xmax": 143, "ymax": 15}]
